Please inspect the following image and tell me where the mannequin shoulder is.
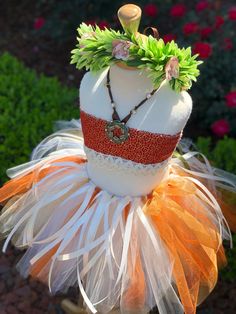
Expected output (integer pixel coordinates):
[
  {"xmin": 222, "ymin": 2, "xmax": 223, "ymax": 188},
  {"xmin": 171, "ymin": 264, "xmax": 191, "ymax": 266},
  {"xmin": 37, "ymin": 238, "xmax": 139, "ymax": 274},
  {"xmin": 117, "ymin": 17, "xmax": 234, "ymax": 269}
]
[
  {"xmin": 155, "ymin": 81, "xmax": 192, "ymax": 115},
  {"xmin": 171, "ymin": 89, "xmax": 193, "ymax": 124},
  {"xmin": 80, "ymin": 70, "xmax": 106, "ymax": 94},
  {"xmin": 137, "ymin": 82, "xmax": 193, "ymax": 134},
  {"xmin": 80, "ymin": 70, "xmax": 108, "ymax": 112}
]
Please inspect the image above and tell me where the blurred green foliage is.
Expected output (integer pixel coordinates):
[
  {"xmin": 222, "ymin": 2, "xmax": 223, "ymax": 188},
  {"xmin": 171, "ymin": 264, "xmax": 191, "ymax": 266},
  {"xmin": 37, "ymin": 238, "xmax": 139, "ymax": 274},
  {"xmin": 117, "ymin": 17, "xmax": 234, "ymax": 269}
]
[
  {"xmin": 0, "ymin": 53, "xmax": 78, "ymax": 184},
  {"xmin": 197, "ymin": 137, "xmax": 236, "ymax": 173}
]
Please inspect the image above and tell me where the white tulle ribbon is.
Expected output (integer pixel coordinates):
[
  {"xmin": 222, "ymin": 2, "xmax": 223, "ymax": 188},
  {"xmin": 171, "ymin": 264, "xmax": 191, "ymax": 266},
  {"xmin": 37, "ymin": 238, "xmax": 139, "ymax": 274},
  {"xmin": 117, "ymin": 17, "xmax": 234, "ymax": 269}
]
[
  {"xmin": 115, "ymin": 199, "xmax": 137, "ymax": 285},
  {"xmin": 56, "ymin": 196, "xmax": 131, "ymax": 263},
  {"xmin": 2, "ymin": 165, "xmax": 76, "ymax": 251},
  {"xmin": 29, "ymin": 184, "xmax": 95, "ymax": 265},
  {"xmin": 172, "ymin": 151, "xmax": 236, "ymax": 188},
  {"xmin": 32, "ymin": 183, "xmax": 93, "ymax": 245},
  {"xmin": 6, "ymin": 123, "xmax": 85, "ymax": 178},
  {"xmin": 55, "ymin": 194, "xmax": 132, "ymax": 312},
  {"xmin": 31, "ymin": 128, "xmax": 84, "ymax": 160},
  {"xmin": 77, "ymin": 260, "xmax": 98, "ymax": 314}
]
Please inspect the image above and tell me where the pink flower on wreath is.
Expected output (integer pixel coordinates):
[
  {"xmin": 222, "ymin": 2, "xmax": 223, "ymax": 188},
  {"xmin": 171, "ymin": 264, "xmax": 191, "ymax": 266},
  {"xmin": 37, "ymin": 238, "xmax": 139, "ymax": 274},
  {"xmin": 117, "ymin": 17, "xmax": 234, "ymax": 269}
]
[
  {"xmin": 81, "ymin": 32, "xmax": 95, "ymax": 40},
  {"xmin": 112, "ymin": 40, "xmax": 131, "ymax": 61},
  {"xmin": 144, "ymin": 4, "xmax": 158, "ymax": 17},
  {"xmin": 226, "ymin": 91, "xmax": 236, "ymax": 108},
  {"xmin": 196, "ymin": 1, "xmax": 209, "ymax": 12},
  {"xmin": 183, "ymin": 22, "xmax": 199, "ymax": 36},
  {"xmin": 170, "ymin": 4, "xmax": 186, "ymax": 18},
  {"xmin": 34, "ymin": 17, "xmax": 45, "ymax": 30},
  {"xmin": 79, "ymin": 32, "xmax": 96, "ymax": 49},
  {"xmin": 200, "ymin": 27, "xmax": 213, "ymax": 39},
  {"xmin": 193, "ymin": 42, "xmax": 212, "ymax": 59},
  {"xmin": 223, "ymin": 38, "xmax": 233, "ymax": 51},
  {"xmin": 228, "ymin": 7, "xmax": 236, "ymax": 21},
  {"xmin": 215, "ymin": 16, "xmax": 224, "ymax": 29},
  {"xmin": 163, "ymin": 34, "xmax": 177, "ymax": 44},
  {"xmin": 211, "ymin": 119, "xmax": 230, "ymax": 137},
  {"xmin": 165, "ymin": 57, "xmax": 179, "ymax": 81}
]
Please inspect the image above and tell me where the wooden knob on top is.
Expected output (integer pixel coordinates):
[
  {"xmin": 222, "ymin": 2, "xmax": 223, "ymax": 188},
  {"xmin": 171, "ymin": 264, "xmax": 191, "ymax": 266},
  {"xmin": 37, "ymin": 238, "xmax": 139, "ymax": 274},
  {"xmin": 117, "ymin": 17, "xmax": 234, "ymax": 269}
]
[{"xmin": 118, "ymin": 4, "xmax": 142, "ymax": 35}]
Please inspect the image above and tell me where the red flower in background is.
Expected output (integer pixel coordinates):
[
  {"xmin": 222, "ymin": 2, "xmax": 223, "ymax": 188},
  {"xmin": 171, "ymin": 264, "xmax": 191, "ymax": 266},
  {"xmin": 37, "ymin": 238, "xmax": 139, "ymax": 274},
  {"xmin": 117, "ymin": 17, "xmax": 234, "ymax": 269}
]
[
  {"xmin": 215, "ymin": 16, "xmax": 224, "ymax": 29},
  {"xmin": 85, "ymin": 20, "xmax": 96, "ymax": 26},
  {"xmin": 200, "ymin": 27, "xmax": 213, "ymax": 39},
  {"xmin": 193, "ymin": 42, "xmax": 212, "ymax": 59},
  {"xmin": 163, "ymin": 34, "xmax": 177, "ymax": 43},
  {"xmin": 228, "ymin": 7, "xmax": 236, "ymax": 20},
  {"xmin": 85, "ymin": 20, "xmax": 109, "ymax": 29},
  {"xmin": 34, "ymin": 17, "xmax": 45, "ymax": 30},
  {"xmin": 224, "ymin": 38, "xmax": 233, "ymax": 51},
  {"xmin": 183, "ymin": 22, "xmax": 199, "ymax": 35},
  {"xmin": 144, "ymin": 4, "xmax": 158, "ymax": 17},
  {"xmin": 211, "ymin": 119, "xmax": 230, "ymax": 137},
  {"xmin": 226, "ymin": 91, "xmax": 236, "ymax": 108},
  {"xmin": 170, "ymin": 4, "xmax": 186, "ymax": 18},
  {"xmin": 98, "ymin": 20, "xmax": 109, "ymax": 29},
  {"xmin": 196, "ymin": 1, "xmax": 209, "ymax": 12}
]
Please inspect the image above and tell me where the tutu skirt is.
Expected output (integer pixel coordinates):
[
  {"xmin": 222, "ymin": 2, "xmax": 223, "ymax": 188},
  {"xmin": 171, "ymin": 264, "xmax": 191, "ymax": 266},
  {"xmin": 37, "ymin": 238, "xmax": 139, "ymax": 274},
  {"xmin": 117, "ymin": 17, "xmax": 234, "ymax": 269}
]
[{"xmin": 0, "ymin": 122, "xmax": 236, "ymax": 314}]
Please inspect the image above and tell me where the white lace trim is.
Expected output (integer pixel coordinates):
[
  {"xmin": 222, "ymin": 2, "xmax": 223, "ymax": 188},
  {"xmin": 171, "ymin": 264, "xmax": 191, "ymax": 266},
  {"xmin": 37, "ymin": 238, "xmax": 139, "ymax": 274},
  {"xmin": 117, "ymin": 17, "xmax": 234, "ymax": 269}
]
[{"xmin": 84, "ymin": 146, "xmax": 170, "ymax": 175}]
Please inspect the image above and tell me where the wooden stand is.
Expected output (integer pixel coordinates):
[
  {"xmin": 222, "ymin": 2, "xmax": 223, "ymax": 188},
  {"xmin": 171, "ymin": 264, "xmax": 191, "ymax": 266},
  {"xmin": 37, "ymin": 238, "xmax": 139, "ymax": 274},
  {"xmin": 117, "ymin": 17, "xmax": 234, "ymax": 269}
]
[
  {"xmin": 61, "ymin": 4, "xmax": 143, "ymax": 314},
  {"xmin": 61, "ymin": 298, "xmax": 87, "ymax": 314}
]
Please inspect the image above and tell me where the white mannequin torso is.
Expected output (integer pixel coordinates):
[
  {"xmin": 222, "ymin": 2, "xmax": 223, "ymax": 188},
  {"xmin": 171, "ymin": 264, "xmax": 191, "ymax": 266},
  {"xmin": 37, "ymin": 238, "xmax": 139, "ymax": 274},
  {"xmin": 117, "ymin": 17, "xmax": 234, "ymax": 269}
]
[{"xmin": 80, "ymin": 64, "xmax": 192, "ymax": 196}]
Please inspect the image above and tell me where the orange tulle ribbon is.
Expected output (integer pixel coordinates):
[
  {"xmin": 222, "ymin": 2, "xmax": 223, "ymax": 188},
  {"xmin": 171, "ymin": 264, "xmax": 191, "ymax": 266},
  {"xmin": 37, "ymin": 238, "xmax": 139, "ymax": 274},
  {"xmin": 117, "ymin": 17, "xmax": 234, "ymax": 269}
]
[
  {"xmin": 145, "ymin": 173, "xmax": 227, "ymax": 314},
  {"xmin": 0, "ymin": 156, "xmax": 85, "ymax": 204}
]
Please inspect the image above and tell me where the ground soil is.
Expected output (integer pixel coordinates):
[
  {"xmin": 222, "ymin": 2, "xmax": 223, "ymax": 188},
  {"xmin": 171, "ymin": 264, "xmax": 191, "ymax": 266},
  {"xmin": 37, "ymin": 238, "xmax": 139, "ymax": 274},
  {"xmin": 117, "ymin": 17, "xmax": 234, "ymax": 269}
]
[{"xmin": 0, "ymin": 241, "xmax": 235, "ymax": 314}]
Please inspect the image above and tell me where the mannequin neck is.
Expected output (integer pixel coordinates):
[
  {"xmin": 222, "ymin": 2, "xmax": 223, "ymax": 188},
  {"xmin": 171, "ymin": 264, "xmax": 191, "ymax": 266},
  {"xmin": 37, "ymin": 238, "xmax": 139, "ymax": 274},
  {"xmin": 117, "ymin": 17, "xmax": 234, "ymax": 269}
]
[{"xmin": 109, "ymin": 64, "xmax": 154, "ymax": 99}]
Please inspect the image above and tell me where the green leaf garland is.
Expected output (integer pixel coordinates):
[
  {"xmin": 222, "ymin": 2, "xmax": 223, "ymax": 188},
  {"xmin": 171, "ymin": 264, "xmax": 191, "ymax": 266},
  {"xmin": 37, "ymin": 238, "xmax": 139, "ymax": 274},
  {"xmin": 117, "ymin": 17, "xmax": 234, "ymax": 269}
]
[{"xmin": 71, "ymin": 23, "xmax": 203, "ymax": 92}]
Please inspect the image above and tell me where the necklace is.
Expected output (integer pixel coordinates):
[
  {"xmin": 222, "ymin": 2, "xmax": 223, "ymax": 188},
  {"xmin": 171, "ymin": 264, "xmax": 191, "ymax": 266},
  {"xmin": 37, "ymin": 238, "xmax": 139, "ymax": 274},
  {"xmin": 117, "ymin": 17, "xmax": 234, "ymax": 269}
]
[{"xmin": 105, "ymin": 69, "xmax": 157, "ymax": 144}]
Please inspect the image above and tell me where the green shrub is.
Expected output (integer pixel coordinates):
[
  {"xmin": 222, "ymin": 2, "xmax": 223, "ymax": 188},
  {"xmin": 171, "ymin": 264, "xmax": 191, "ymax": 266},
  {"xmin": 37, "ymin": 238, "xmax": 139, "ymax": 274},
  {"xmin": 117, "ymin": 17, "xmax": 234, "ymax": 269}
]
[
  {"xmin": 197, "ymin": 136, "xmax": 236, "ymax": 281},
  {"xmin": 196, "ymin": 137, "xmax": 236, "ymax": 173},
  {"xmin": 0, "ymin": 53, "xmax": 78, "ymax": 184}
]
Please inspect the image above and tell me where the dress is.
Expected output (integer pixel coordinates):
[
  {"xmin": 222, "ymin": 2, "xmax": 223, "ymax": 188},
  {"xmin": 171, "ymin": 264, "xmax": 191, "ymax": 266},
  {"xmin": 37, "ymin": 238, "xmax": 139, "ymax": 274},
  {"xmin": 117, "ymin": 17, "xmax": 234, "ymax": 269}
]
[{"xmin": 0, "ymin": 72, "xmax": 236, "ymax": 314}]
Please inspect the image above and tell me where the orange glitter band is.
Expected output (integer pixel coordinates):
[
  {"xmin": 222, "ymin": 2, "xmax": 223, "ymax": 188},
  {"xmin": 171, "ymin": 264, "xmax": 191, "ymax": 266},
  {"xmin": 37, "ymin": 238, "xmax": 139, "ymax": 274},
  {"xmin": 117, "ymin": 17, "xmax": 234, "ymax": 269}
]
[{"xmin": 80, "ymin": 110, "xmax": 182, "ymax": 165}]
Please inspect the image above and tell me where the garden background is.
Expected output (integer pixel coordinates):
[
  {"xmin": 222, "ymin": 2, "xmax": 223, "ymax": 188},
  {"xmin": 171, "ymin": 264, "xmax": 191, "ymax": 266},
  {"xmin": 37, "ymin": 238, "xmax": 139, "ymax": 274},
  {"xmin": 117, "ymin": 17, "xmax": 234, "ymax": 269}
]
[{"xmin": 0, "ymin": 0, "xmax": 235, "ymax": 313}]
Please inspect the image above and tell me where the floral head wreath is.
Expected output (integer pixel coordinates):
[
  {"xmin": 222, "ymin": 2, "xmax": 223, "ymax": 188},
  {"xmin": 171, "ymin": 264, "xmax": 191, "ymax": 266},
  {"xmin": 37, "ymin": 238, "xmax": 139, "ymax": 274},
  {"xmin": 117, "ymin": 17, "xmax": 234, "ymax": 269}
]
[{"xmin": 71, "ymin": 4, "xmax": 202, "ymax": 93}]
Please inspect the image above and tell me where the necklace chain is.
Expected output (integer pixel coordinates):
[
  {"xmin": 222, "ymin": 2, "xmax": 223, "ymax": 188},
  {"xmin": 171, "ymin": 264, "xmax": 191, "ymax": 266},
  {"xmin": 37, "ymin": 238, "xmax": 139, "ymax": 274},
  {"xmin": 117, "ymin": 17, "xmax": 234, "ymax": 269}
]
[
  {"xmin": 105, "ymin": 68, "xmax": 156, "ymax": 144},
  {"xmin": 106, "ymin": 69, "xmax": 156, "ymax": 124}
]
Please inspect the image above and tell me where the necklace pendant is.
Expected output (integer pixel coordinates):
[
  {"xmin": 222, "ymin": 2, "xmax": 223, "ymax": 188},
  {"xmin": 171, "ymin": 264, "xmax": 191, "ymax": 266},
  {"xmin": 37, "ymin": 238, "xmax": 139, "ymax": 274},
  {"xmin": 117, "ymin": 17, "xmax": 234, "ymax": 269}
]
[{"xmin": 105, "ymin": 120, "xmax": 129, "ymax": 144}]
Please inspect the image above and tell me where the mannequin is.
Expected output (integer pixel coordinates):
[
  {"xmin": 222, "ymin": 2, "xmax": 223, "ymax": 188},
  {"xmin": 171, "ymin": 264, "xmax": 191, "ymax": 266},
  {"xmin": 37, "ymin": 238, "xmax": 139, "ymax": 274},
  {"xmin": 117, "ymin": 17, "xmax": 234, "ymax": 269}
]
[{"xmin": 80, "ymin": 65, "xmax": 192, "ymax": 196}]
